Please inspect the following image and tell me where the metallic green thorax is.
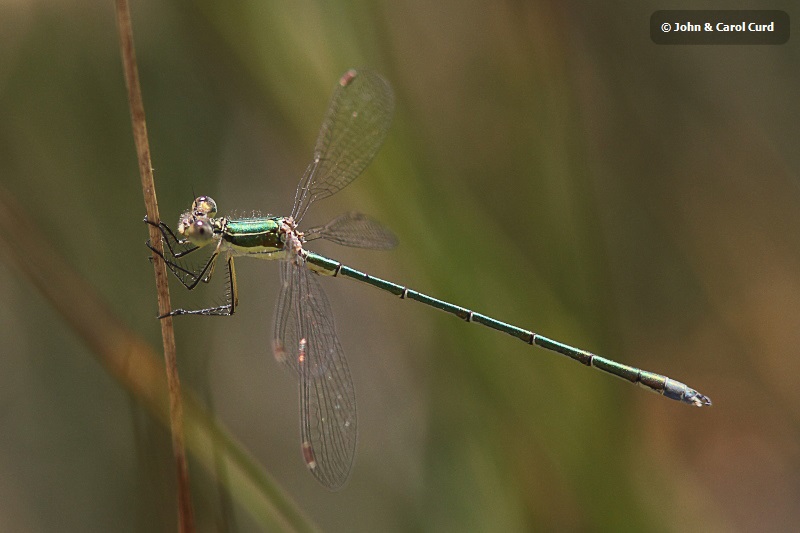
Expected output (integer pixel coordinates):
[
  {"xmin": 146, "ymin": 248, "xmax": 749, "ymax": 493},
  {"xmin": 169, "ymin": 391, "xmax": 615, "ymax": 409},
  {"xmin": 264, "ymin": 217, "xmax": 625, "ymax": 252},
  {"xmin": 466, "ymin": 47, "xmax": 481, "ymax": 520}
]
[{"xmin": 223, "ymin": 217, "xmax": 285, "ymax": 251}]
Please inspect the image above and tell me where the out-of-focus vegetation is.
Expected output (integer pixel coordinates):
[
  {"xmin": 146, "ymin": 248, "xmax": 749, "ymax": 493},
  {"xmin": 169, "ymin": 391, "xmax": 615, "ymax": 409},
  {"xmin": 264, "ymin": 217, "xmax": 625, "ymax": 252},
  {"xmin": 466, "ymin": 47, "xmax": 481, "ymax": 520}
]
[{"xmin": 1, "ymin": 1, "xmax": 798, "ymax": 531}]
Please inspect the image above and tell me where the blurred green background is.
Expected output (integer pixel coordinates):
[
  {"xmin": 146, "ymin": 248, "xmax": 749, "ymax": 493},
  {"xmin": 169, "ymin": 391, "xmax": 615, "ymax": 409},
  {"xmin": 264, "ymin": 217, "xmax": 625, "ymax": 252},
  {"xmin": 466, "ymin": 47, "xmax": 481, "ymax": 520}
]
[{"xmin": 1, "ymin": 1, "xmax": 798, "ymax": 531}]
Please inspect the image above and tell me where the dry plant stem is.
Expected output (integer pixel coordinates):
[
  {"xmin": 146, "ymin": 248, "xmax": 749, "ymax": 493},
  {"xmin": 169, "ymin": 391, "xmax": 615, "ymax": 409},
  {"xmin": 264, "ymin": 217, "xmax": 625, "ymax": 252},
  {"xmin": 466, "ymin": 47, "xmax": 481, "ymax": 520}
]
[{"xmin": 115, "ymin": 1, "xmax": 195, "ymax": 531}]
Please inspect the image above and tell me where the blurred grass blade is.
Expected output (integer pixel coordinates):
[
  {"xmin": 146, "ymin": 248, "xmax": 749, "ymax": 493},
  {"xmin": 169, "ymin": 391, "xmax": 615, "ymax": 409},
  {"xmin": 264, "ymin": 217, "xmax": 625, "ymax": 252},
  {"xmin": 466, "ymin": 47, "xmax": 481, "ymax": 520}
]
[{"xmin": 0, "ymin": 186, "xmax": 317, "ymax": 533}]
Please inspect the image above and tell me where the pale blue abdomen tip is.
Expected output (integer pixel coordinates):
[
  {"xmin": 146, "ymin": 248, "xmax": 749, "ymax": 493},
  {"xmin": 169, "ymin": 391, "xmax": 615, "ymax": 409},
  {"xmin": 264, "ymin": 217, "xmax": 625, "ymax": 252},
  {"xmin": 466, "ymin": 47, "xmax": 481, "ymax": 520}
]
[{"xmin": 664, "ymin": 378, "xmax": 712, "ymax": 407}]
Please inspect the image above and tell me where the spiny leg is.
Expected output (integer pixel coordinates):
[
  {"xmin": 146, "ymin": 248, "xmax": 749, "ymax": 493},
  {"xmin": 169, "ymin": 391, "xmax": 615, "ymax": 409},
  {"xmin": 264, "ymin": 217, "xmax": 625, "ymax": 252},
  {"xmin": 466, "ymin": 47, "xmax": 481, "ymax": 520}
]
[
  {"xmin": 144, "ymin": 217, "xmax": 214, "ymax": 289},
  {"xmin": 146, "ymin": 240, "xmax": 207, "ymax": 288},
  {"xmin": 160, "ymin": 255, "xmax": 239, "ymax": 318},
  {"xmin": 144, "ymin": 216, "xmax": 200, "ymax": 259}
]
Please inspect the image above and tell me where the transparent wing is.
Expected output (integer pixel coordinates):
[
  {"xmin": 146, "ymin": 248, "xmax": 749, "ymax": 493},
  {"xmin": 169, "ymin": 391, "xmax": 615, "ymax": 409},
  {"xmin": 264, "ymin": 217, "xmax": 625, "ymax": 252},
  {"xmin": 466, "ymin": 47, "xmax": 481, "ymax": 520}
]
[
  {"xmin": 273, "ymin": 260, "xmax": 302, "ymax": 374},
  {"xmin": 305, "ymin": 212, "xmax": 399, "ymax": 250},
  {"xmin": 291, "ymin": 69, "xmax": 394, "ymax": 222},
  {"xmin": 272, "ymin": 259, "xmax": 357, "ymax": 490}
]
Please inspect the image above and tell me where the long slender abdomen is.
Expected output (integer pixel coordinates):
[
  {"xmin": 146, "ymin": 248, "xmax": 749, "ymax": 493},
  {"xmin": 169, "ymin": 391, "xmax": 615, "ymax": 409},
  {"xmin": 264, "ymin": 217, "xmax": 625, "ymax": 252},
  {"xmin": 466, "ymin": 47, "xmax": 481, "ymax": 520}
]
[{"xmin": 303, "ymin": 251, "xmax": 711, "ymax": 407}]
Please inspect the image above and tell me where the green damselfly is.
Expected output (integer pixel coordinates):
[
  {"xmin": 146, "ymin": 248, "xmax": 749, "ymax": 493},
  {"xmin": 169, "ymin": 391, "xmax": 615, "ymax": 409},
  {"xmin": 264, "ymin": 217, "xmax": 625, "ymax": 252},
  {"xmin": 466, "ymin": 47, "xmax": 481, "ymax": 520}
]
[{"xmin": 146, "ymin": 68, "xmax": 711, "ymax": 490}]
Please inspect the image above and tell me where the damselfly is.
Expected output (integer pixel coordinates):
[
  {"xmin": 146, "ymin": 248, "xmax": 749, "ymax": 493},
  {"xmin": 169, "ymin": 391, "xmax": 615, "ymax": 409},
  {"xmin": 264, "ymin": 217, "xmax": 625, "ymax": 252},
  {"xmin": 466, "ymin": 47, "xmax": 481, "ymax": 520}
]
[{"xmin": 146, "ymin": 68, "xmax": 711, "ymax": 490}]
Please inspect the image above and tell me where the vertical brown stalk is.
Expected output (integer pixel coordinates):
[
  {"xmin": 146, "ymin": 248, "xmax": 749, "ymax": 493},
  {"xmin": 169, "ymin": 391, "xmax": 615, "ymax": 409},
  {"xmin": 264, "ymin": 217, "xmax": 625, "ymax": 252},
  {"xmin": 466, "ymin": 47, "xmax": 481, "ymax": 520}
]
[{"xmin": 114, "ymin": 1, "xmax": 195, "ymax": 530}]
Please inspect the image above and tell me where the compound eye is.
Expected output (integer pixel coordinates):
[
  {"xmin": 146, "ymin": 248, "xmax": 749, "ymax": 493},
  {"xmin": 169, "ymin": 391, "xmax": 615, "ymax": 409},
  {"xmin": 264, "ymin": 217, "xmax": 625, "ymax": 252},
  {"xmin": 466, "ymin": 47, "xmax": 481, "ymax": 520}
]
[
  {"xmin": 192, "ymin": 196, "xmax": 217, "ymax": 217},
  {"xmin": 186, "ymin": 218, "xmax": 214, "ymax": 246}
]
